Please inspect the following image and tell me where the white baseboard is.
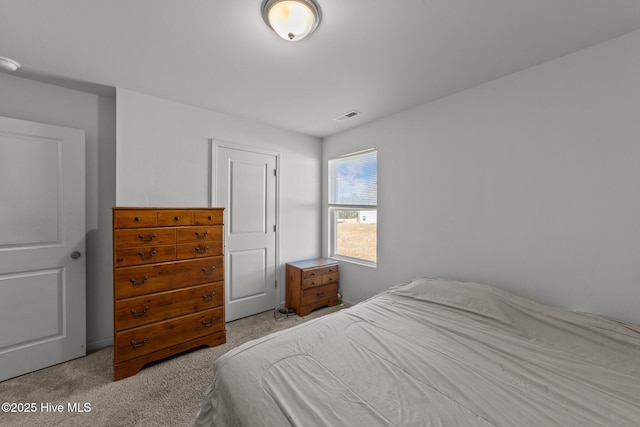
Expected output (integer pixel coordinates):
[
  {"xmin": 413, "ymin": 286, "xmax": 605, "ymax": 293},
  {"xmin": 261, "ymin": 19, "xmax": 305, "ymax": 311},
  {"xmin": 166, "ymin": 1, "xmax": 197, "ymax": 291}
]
[{"xmin": 87, "ymin": 337, "xmax": 113, "ymax": 352}]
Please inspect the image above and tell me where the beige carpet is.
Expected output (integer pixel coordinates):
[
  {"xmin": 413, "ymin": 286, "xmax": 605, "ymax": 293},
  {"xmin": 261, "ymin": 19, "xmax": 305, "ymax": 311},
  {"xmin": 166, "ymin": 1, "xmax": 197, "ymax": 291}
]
[{"xmin": 0, "ymin": 305, "xmax": 345, "ymax": 427}]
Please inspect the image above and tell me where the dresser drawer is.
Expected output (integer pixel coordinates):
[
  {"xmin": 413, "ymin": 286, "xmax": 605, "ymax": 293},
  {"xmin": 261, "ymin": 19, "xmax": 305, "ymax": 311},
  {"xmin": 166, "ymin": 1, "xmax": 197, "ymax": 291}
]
[
  {"xmin": 115, "ymin": 256, "xmax": 224, "ymax": 299},
  {"xmin": 115, "ymin": 282, "xmax": 224, "ymax": 331},
  {"xmin": 176, "ymin": 243, "xmax": 222, "ymax": 260},
  {"xmin": 114, "ymin": 228, "xmax": 176, "ymax": 248},
  {"xmin": 114, "ymin": 210, "xmax": 158, "ymax": 229},
  {"xmin": 157, "ymin": 210, "xmax": 194, "ymax": 226},
  {"xmin": 301, "ymin": 283, "xmax": 337, "ymax": 306},
  {"xmin": 114, "ymin": 306, "xmax": 224, "ymax": 363},
  {"xmin": 114, "ymin": 245, "xmax": 176, "ymax": 267},
  {"xmin": 176, "ymin": 225, "xmax": 222, "ymax": 244},
  {"xmin": 302, "ymin": 271, "xmax": 338, "ymax": 289},
  {"xmin": 194, "ymin": 210, "xmax": 223, "ymax": 225}
]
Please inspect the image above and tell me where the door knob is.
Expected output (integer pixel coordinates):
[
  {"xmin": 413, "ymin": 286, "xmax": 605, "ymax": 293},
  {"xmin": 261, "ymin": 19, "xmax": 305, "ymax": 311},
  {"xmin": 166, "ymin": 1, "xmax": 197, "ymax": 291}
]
[{"xmin": 70, "ymin": 251, "xmax": 82, "ymax": 259}]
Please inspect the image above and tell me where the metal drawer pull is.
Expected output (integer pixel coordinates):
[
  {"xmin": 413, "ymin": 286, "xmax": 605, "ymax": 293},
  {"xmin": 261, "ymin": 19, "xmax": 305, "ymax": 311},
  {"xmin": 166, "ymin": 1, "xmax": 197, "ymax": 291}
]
[
  {"xmin": 202, "ymin": 318, "xmax": 218, "ymax": 328},
  {"xmin": 138, "ymin": 233, "xmax": 156, "ymax": 242},
  {"xmin": 130, "ymin": 337, "xmax": 149, "ymax": 348},
  {"xmin": 195, "ymin": 230, "xmax": 209, "ymax": 239},
  {"xmin": 134, "ymin": 216, "xmax": 140, "ymax": 222},
  {"xmin": 130, "ymin": 276, "xmax": 148, "ymax": 286},
  {"xmin": 195, "ymin": 245, "xmax": 209, "ymax": 254},
  {"xmin": 202, "ymin": 292, "xmax": 216, "ymax": 301},
  {"xmin": 174, "ymin": 216, "xmax": 180, "ymax": 221},
  {"xmin": 202, "ymin": 266, "xmax": 216, "ymax": 275},
  {"xmin": 138, "ymin": 250, "xmax": 157, "ymax": 260},
  {"xmin": 317, "ymin": 292, "xmax": 325, "ymax": 297},
  {"xmin": 130, "ymin": 306, "xmax": 149, "ymax": 317},
  {"xmin": 208, "ymin": 215, "xmax": 213, "ymax": 220}
]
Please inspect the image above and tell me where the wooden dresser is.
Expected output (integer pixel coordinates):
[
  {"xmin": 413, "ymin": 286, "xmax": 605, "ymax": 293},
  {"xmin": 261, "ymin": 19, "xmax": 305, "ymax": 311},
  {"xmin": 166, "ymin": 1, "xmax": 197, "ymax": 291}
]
[
  {"xmin": 285, "ymin": 258, "xmax": 339, "ymax": 316},
  {"xmin": 112, "ymin": 207, "xmax": 226, "ymax": 381}
]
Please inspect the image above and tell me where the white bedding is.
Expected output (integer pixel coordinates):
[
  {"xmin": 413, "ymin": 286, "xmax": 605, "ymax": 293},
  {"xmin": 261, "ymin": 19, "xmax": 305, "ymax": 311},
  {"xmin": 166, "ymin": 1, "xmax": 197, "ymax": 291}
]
[{"xmin": 194, "ymin": 277, "xmax": 640, "ymax": 426}]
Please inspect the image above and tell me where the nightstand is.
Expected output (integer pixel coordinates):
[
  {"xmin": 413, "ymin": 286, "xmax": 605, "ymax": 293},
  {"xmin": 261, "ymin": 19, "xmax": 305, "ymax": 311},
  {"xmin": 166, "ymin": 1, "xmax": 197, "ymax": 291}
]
[{"xmin": 285, "ymin": 258, "xmax": 339, "ymax": 316}]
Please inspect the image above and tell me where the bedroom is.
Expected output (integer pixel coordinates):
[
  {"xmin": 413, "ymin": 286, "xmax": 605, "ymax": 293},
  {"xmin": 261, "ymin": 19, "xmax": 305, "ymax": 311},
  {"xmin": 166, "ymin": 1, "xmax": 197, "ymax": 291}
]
[{"xmin": 1, "ymin": 0, "xmax": 640, "ymax": 425}]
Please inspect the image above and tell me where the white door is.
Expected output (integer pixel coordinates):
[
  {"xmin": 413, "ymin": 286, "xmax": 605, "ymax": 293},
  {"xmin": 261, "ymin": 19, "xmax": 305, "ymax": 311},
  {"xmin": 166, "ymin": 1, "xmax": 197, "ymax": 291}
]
[
  {"xmin": 0, "ymin": 116, "xmax": 86, "ymax": 381},
  {"xmin": 215, "ymin": 144, "xmax": 277, "ymax": 321}
]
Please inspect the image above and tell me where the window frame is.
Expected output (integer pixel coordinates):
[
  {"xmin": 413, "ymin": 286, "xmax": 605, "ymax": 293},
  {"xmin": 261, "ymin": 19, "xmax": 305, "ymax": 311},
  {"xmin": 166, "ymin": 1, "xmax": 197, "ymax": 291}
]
[{"xmin": 327, "ymin": 149, "xmax": 377, "ymax": 268}]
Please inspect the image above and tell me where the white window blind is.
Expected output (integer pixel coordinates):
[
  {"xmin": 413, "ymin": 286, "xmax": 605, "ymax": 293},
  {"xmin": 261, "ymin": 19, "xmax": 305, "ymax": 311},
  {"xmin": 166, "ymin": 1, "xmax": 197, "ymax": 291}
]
[{"xmin": 330, "ymin": 150, "xmax": 377, "ymax": 206}]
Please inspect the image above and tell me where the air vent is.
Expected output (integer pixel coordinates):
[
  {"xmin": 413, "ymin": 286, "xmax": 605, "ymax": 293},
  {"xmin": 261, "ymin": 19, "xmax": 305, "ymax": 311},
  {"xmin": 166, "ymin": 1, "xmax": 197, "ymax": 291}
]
[{"xmin": 334, "ymin": 110, "xmax": 362, "ymax": 122}]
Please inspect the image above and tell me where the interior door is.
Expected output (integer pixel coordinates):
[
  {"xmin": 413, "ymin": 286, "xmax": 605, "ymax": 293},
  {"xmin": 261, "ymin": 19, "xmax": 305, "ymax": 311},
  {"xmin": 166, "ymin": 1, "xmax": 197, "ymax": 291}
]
[
  {"xmin": 215, "ymin": 144, "xmax": 277, "ymax": 321},
  {"xmin": 0, "ymin": 116, "xmax": 86, "ymax": 381}
]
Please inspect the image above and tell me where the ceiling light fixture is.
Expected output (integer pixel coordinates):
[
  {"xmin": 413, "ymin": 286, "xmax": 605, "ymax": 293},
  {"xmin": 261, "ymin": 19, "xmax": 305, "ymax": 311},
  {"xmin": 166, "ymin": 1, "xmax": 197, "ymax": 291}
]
[
  {"xmin": 261, "ymin": 0, "xmax": 321, "ymax": 42},
  {"xmin": 0, "ymin": 56, "xmax": 20, "ymax": 72}
]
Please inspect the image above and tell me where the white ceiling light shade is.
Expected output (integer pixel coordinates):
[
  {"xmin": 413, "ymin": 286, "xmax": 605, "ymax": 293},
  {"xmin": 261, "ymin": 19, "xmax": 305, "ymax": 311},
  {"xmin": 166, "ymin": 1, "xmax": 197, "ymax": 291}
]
[
  {"xmin": 0, "ymin": 56, "xmax": 20, "ymax": 72},
  {"xmin": 262, "ymin": 0, "xmax": 321, "ymax": 41}
]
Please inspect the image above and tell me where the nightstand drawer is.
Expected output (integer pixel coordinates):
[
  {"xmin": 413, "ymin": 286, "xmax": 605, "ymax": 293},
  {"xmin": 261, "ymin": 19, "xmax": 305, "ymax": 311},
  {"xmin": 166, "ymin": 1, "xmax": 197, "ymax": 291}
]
[
  {"xmin": 301, "ymin": 283, "xmax": 337, "ymax": 306},
  {"xmin": 302, "ymin": 271, "xmax": 338, "ymax": 289},
  {"xmin": 302, "ymin": 265, "xmax": 338, "ymax": 280}
]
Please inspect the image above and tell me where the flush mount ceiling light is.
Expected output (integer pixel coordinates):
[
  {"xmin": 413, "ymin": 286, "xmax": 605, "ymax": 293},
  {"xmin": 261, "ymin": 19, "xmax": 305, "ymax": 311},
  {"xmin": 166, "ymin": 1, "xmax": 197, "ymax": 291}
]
[
  {"xmin": 0, "ymin": 56, "xmax": 20, "ymax": 72},
  {"xmin": 261, "ymin": 0, "xmax": 321, "ymax": 41}
]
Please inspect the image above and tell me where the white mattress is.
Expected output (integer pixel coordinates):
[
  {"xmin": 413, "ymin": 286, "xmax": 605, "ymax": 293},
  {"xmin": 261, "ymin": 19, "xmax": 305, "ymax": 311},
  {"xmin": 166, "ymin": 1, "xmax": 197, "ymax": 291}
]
[{"xmin": 194, "ymin": 277, "xmax": 640, "ymax": 426}]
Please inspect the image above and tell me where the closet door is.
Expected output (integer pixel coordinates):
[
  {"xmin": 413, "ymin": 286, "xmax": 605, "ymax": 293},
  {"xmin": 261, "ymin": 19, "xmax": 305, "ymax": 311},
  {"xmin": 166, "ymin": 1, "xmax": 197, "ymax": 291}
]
[
  {"xmin": 215, "ymin": 144, "xmax": 277, "ymax": 321},
  {"xmin": 0, "ymin": 116, "xmax": 86, "ymax": 381}
]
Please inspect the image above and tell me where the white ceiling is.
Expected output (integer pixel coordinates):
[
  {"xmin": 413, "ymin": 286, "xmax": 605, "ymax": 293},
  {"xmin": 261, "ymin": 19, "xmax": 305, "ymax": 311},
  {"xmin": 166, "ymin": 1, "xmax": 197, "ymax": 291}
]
[{"xmin": 2, "ymin": 0, "xmax": 640, "ymax": 138}]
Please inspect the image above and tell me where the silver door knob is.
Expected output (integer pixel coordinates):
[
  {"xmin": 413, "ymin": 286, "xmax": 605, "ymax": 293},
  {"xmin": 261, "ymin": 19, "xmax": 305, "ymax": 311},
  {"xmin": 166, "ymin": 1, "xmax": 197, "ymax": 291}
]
[{"xmin": 70, "ymin": 251, "xmax": 82, "ymax": 259}]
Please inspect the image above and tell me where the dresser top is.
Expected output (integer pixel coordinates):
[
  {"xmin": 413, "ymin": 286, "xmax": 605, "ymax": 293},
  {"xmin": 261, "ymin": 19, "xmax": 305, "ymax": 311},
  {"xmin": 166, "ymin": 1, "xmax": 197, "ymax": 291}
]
[
  {"xmin": 113, "ymin": 207, "xmax": 224, "ymax": 210},
  {"xmin": 286, "ymin": 258, "xmax": 338, "ymax": 269}
]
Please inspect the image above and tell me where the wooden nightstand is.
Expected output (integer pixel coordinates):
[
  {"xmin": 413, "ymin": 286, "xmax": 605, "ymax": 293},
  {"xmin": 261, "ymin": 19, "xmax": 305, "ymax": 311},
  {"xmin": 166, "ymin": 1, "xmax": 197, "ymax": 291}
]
[{"xmin": 285, "ymin": 258, "xmax": 339, "ymax": 316}]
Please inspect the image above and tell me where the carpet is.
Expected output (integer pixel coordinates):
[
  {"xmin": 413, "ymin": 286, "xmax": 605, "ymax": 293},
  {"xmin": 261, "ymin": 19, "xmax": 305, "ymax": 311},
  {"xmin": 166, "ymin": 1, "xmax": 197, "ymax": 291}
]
[{"xmin": 0, "ymin": 305, "xmax": 345, "ymax": 426}]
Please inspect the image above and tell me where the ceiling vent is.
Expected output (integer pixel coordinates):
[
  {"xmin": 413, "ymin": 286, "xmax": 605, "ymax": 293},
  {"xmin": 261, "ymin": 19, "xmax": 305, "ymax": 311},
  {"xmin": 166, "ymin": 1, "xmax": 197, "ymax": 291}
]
[{"xmin": 334, "ymin": 110, "xmax": 361, "ymax": 122}]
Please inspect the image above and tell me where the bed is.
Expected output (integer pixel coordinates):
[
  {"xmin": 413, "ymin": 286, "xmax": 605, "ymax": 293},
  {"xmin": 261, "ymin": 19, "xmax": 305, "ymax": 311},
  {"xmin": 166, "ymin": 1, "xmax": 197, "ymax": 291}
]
[{"xmin": 194, "ymin": 277, "xmax": 640, "ymax": 426}]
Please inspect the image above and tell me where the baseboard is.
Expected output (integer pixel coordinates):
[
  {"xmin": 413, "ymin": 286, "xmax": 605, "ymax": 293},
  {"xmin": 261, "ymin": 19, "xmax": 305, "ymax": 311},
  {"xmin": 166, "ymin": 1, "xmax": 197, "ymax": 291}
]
[{"xmin": 87, "ymin": 337, "xmax": 113, "ymax": 352}]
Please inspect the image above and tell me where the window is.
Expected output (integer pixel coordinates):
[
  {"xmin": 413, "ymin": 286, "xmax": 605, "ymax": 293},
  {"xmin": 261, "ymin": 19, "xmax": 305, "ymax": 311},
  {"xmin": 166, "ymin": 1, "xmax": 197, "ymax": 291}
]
[{"xmin": 328, "ymin": 149, "xmax": 377, "ymax": 266}]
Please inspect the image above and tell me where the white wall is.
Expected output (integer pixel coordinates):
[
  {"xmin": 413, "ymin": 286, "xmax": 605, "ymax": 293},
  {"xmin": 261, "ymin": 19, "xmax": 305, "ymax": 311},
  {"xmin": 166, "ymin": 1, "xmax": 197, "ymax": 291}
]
[
  {"xmin": 0, "ymin": 72, "xmax": 116, "ymax": 350},
  {"xmin": 116, "ymin": 88, "xmax": 322, "ymax": 304},
  {"xmin": 323, "ymin": 30, "xmax": 640, "ymax": 325}
]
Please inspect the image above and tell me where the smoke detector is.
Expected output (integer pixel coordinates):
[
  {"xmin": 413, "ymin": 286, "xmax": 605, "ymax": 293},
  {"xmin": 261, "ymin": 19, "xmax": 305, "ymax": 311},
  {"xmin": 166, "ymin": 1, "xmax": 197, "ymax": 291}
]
[
  {"xmin": 0, "ymin": 56, "xmax": 20, "ymax": 72},
  {"xmin": 334, "ymin": 110, "xmax": 361, "ymax": 122}
]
